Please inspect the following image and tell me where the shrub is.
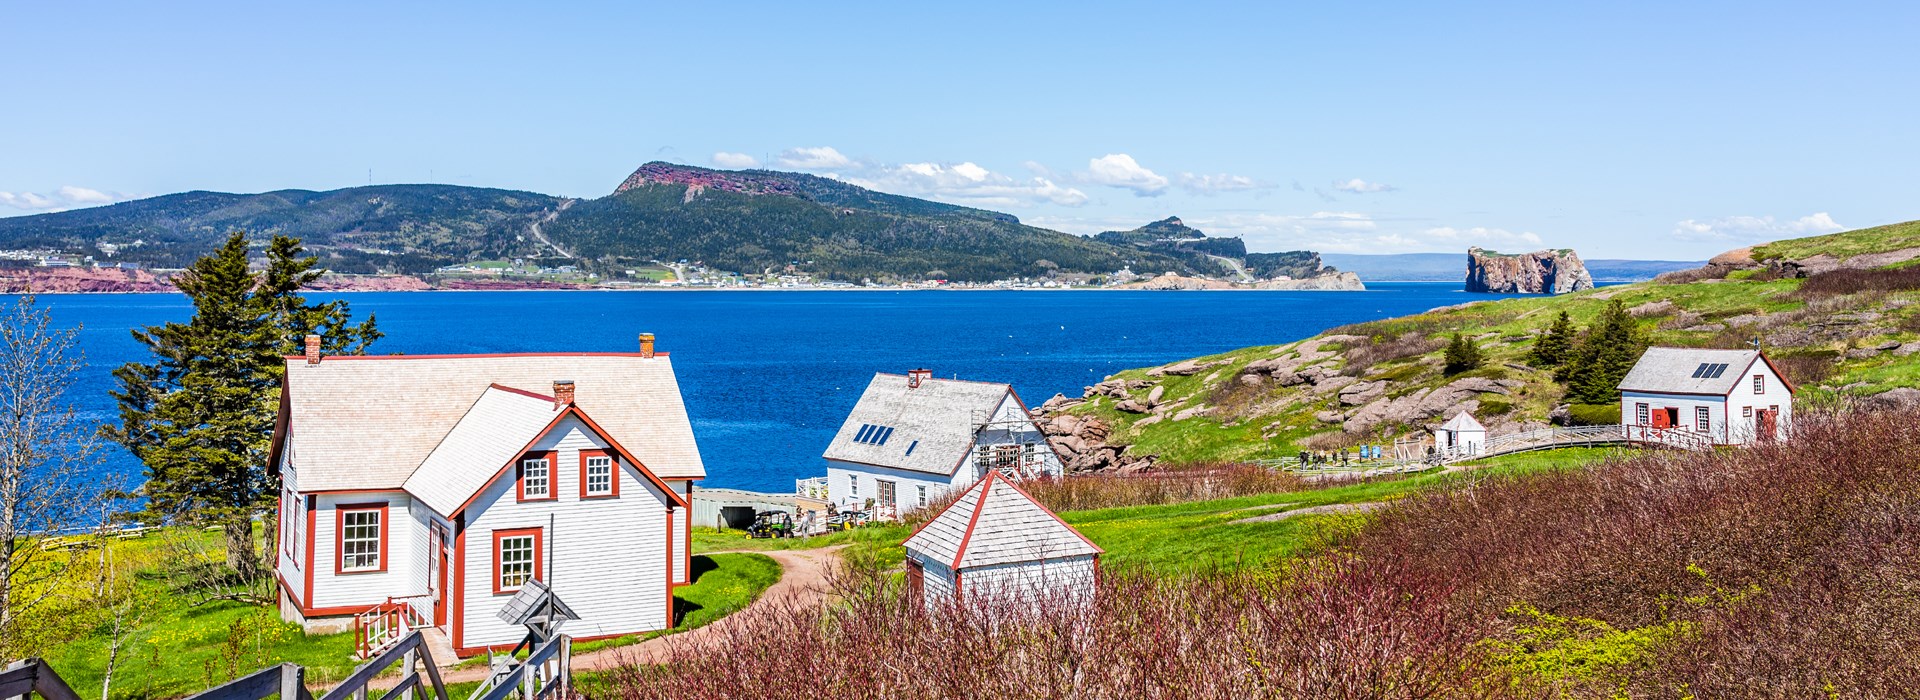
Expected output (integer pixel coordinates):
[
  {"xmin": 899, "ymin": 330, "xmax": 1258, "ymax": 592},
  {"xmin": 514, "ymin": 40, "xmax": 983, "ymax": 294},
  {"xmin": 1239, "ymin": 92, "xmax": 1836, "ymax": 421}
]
[
  {"xmin": 1529, "ymin": 311, "xmax": 1576, "ymax": 368},
  {"xmin": 1561, "ymin": 300, "xmax": 1646, "ymax": 403},
  {"xmin": 1443, "ymin": 333, "xmax": 1484, "ymax": 375},
  {"xmin": 1565, "ymin": 403, "xmax": 1620, "ymax": 425},
  {"xmin": 1018, "ymin": 464, "xmax": 1304, "ymax": 512},
  {"xmin": 1792, "ymin": 265, "xmax": 1920, "ymax": 298}
]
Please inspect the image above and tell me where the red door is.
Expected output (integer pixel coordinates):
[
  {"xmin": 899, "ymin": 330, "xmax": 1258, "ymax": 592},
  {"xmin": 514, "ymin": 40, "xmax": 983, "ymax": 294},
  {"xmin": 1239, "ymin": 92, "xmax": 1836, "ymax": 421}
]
[
  {"xmin": 1650, "ymin": 408, "xmax": 1672, "ymax": 429},
  {"xmin": 1756, "ymin": 409, "xmax": 1778, "ymax": 443}
]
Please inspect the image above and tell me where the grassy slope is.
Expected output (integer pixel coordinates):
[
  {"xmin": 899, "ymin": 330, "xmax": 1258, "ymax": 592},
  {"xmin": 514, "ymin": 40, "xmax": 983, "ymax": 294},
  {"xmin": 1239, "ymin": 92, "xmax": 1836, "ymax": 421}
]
[
  {"xmin": 49, "ymin": 535, "xmax": 778, "ymax": 700},
  {"xmin": 1067, "ymin": 220, "xmax": 1920, "ymax": 464}
]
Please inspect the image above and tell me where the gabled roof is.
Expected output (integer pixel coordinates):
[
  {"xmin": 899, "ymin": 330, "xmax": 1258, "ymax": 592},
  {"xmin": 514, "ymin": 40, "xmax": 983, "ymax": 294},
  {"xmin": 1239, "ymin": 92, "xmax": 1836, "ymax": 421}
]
[
  {"xmin": 1617, "ymin": 347, "xmax": 1795, "ymax": 396},
  {"xmin": 903, "ymin": 472, "xmax": 1102, "ymax": 570},
  {"xmin": 1438, "ymin": 412, "xmax": 1485, "ymax": 433},
  {"xmin": 822, "ymin": 373, "xmax": 1022, "ymax": 476},
  {"xmin": 277, "ymin": 353, "xmax": 704, "ymax": 493}
]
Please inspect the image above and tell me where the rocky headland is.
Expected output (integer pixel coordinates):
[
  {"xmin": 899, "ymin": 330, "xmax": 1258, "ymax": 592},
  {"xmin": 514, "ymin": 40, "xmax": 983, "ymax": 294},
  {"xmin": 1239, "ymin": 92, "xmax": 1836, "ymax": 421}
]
[{"xmin": 1465, "ymin": 247, "xmax": 1594, "ymax": 294}]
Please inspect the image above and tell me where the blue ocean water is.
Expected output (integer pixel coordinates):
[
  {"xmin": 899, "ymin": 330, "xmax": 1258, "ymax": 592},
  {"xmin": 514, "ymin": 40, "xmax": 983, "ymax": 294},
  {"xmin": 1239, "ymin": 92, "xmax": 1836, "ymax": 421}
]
[{"xmin": 37, "ymin": 284, "xmax": 1520, "ymax": 492}]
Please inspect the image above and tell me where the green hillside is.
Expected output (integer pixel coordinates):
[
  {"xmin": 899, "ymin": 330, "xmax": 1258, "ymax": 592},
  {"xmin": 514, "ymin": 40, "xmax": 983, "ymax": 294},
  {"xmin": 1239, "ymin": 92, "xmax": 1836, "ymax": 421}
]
[
  {"xmin": 0, "ymin": 186, "xmax": 565, "ymax": 272},
  {"xmin": 1065, "ymin": 220, "xmax": 1920, "ymax": 464}
]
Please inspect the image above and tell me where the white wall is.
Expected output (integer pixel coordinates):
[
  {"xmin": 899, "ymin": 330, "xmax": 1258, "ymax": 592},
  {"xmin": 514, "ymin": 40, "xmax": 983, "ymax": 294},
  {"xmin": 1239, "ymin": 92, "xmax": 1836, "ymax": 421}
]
[
  {"xmin": 672, "ymin": 481, "xmax": 692, "ymax": 584},
  {"xmin": 826, "ymin": 460, "xmax": 965, "ymax": 516},
  {"xmin": 1622, "ymin": 358, "xmax": 1792, "ymax": 445},
  {"xmin": 459, "ymin": 416, "xmax": 674, "ymax": 651},
  {"xmin": 909, "ymin": 550, "xmax": 959, "ymax": 608},
  {"xmin": 308, "ymin": 491, "xmax": 422, "ymax": 611},
  {"xmin": 960, "ymin": 556, "xmax": 1098, "ymax": 605}
]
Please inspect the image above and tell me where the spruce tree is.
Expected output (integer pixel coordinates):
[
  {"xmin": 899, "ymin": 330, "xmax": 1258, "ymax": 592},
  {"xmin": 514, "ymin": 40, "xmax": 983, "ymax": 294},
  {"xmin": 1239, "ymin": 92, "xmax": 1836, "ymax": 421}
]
[
  {"xmin": 1530, "ymin": 310, "xmax": 1576, "ymax": 370},
  {"xmin": 105, "ymin": 233, "xmax": 380, "ymax": 579},
  {"xmin": 1562, "ymin": 299, "xmax": 1647, "ymax": 404},
  {"xmin": 1443, "ymin": 333, "xmax": 1484, "ymax": 375}
]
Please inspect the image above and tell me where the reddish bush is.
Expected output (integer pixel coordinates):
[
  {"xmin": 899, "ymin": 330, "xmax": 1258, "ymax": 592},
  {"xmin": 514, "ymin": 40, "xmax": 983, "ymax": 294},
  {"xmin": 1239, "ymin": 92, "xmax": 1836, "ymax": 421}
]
[
  {"xmin": 1793, "ymin": 265, "xmax": 1920, "ymax": 297},
  {"xmin": 1017, "ymin": 464, "xmax": 1305, "ymax": 512}
]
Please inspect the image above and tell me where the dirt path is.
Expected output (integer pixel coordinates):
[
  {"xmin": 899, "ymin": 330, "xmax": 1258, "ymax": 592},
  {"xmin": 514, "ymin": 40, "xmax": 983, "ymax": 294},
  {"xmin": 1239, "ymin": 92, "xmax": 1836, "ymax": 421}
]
[
  {"xmin": 527, "ymin": 199, "xmax": 577, "ymax": 259},
  {"xmin": 433, "ymin": 546, "xmax": 839, "ymax": 682}
]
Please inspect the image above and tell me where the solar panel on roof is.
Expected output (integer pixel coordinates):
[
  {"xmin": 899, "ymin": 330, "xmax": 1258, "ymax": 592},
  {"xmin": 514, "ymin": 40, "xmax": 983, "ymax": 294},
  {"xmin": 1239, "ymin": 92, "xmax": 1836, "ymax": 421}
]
[
  {"xmin": 1706, "ymin": 363, "xmax": 1729, "ymax": 379},
  {"xmin": 877, "ymin": 426, "xmax": 894, "ymax": 445},
  {"xmin": 855, "ymin": 424, "xmax": 872, "ymax": 442},
  {"xmin": 1692, "ymin": 363, "xmax": 1711, "ymax": 378}
]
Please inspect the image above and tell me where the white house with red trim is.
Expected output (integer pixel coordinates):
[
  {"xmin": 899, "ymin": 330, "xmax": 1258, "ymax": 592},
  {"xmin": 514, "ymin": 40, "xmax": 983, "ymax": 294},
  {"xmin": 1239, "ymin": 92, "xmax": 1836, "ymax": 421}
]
[
  {"xmin": 820, "ymin": 370, "xmax": 1064, "ymax": 520},
  {"xmin": 271, "ymin": 334, "xmax": 703, "ymax": 656},
  {"xmin": 902, "ymin": 471, "xmax": 1102, "ymax": 607},
  {"xmin": 1618, "ymin": 347, "xmax": 1795, "ymax": 445}
]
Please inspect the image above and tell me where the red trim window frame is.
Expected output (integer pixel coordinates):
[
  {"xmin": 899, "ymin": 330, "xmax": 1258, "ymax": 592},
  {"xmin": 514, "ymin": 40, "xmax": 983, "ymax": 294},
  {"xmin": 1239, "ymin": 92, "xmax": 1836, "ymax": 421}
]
[
  {"xmin": 579, "ymin": 449, "xmax": 620, "ymax": 499},
  {"xmin": 516, "ymin": 451, "xmax": 558, "ymax": 502},
  {"xmin": 492, "ymin": 527, "xmax": 543, "ymax": 595},
  {"xmin": 335, "ymin": 502, "xmax": 389, "ymax": 575}
]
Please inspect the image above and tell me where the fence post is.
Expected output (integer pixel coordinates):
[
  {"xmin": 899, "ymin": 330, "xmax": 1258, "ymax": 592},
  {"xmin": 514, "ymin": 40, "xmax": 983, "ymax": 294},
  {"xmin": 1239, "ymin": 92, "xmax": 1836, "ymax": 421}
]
[
  {"xmin": 401, "ymin": 647, "xmax": 418, "ymax": 700},
  {"xmin": 279, "ymin": 663, "xmax": 304, "ymax": 700}
]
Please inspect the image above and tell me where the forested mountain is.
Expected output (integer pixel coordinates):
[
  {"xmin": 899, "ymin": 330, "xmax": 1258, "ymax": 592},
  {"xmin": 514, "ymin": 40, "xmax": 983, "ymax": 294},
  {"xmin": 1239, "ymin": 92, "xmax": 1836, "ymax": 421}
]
[
  {"xmin": 0, "ymin": 164, "xmax": 1209, "ymax": 281},
  {"xmin": 0, "ymin": 186, "xmax": 565, "ymax": 272},
  {"xmin": 548, "ymin": 163, "xmax": 1192, "ymax": 282}
]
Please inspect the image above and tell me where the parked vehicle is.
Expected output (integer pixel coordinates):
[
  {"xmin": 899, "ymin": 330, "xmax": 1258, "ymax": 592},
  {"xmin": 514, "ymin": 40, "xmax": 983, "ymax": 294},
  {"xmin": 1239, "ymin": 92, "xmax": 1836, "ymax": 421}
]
[{"xmin": 747, "ymin": 511, "xmax": 795, "ymax": 539}]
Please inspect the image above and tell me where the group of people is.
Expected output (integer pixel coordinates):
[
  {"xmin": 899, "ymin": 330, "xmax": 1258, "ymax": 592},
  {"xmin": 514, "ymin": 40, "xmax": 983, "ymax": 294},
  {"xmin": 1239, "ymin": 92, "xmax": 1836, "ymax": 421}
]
[{"xmin": 1296, "ymin": 444, "xmax": 1389, "ymax": 466}]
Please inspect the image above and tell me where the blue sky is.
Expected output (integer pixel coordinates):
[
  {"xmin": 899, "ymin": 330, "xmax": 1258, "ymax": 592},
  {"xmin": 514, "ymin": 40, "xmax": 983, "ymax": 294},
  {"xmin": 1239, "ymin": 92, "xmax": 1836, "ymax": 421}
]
[{"xmin": 2, "ymin": 1, "xmax": 1915, "ymax": 259}]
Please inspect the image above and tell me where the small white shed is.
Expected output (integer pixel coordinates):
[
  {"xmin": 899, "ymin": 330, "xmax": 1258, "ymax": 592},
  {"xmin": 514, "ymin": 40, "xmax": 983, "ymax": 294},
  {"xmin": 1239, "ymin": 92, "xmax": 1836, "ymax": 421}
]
[
  {"xmin": 901, "ymin": 471, "xmax": 1102, "ymax": 608},
  {"xmin": 1432, "ymin": 412, "xmax": 1486, "ymax": 456}
]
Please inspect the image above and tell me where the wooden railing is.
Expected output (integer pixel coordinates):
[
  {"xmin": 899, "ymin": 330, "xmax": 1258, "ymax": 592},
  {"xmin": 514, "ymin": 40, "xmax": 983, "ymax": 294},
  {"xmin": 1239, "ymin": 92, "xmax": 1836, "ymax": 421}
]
[
  {"xmin": 795, "ymin": 476, "xmax": 829, "ymax": 501},
  {"xmin": 354, "ymin": 597, "xmax": 425, "ymax": 659},
  {"xmin": 472, "ymin": 636, "xmax": 570, "ymax": 700},
  {"xmin": 1258, "ymin": 423, "xmax": 1720, "ymax": 476},
  {"xmin": 177, "ymin": 631, "xmax": 447, "ymax": 700},
  {"xmin": 0, "ymin": 658, "xmax": 82, "ymax": 700}
]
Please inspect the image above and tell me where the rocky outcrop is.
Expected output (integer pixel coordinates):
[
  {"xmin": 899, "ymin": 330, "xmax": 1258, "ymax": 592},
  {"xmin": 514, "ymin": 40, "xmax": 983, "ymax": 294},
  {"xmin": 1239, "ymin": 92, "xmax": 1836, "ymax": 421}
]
[
  {"xmin": 0, "ymin": 267, "xmax": 173, "ymax": 293},
  {"xmin": 1125, "ymin": 271, "xmax": 1365, "ymax": 291},
  {"xmin": 1037, "ymin": 410, "xmax": 1156, "ymax": 474},
  {"xmin": 1465, "ymin": 247, "xmax": 1594, "ymax": 294}
]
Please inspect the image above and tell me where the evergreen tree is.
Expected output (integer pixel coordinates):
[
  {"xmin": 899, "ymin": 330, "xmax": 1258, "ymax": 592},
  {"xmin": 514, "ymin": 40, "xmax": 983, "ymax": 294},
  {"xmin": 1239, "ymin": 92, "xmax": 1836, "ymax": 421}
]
[
  {"xmin": 1562, "ymin": 299, "xmax": 1647, "ymax": 404},
  {"xmin": 1443, "ymin": 333, "xmax": 1484, "ymax": 375},
  {"xmin": 1530, "ymin": 310, "xmax": 1577, "ymax": 370},
  {"xmin": 105, "ymin": 233, "xmax": 380, "ymax": 579}
]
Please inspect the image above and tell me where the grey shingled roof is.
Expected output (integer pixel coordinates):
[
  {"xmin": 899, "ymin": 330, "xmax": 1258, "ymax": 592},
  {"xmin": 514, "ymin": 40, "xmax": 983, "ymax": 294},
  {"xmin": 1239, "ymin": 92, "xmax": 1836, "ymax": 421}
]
[
  {"xmin": 903, "ymin": 472, "xmax": 1102, "ymax": 570},
  {"xmin": 1617, "ymin": 347, "xmax": 1763, "ymax": 395},
  {"xmin": 279, "ymin": 353, "xmax": 704, "ymax": 493},
  {"xmin": 821, "ymin": 373, "xmax": 1020, "ymax": 476}
]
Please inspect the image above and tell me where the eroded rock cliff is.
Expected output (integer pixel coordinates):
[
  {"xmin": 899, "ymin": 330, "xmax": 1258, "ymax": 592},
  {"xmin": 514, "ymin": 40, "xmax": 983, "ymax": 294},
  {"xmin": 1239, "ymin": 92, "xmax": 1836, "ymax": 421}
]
[{"xmin": 1465, "ymin": 247, "xmax": 1594, "ymax": 294}]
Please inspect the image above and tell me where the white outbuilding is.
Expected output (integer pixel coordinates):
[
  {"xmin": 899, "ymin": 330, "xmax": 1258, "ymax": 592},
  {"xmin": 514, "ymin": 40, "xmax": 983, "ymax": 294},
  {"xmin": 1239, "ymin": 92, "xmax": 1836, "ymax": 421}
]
[
  {"xmin": 902, "ymin": 471, "xmax": 1102, "ymax": 608},
  {"xmin": 1432, "ymin": 411, "xmax": 1487, "ymax": 456},
  {"xmin": 1618, "ymin": 347, "xmax": 1794, "ymax": 445}
]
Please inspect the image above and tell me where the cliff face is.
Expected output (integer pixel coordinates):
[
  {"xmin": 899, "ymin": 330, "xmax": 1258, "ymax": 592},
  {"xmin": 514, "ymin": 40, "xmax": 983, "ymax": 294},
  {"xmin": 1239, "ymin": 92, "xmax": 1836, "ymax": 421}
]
[{"xmin": 1465, "ymin": 247, "xmax": 1594, "ymax": 294}]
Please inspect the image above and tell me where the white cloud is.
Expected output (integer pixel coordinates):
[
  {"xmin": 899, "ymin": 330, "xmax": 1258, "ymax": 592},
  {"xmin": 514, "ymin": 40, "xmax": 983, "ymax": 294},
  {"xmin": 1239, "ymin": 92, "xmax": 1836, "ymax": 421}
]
[
  {"xmin": 837, "ymin": 161, "xmax": 1089, "ymax": 208},
  {"xmin": 1332, "ymin": 178, "xmax": 1395, "ymax": 194},
  {"xmin": 1421, "ymin": 226, "xmax": 1543, "ymax": 248},
  {"xmin": 1179, "ymin": 172, "xmax": 1265, "ymax": 195},
  {"xmin": 774, "ymin": 146, "xmax": 853, "ymax": 170},
  {"xmin": 711, "ymin": 152, "xmax": 760, "ymax": 169},
  {"xmin": 1083, "ymin": 154, "xmax": 1169, "ymax": 196},
  {"xmin": 1672, "ymin": 212, "xmax": 1843, "ymax": 242},
  {"xmin": 0, "ymin": 186, "xmax": 132, "ymax": 213}
]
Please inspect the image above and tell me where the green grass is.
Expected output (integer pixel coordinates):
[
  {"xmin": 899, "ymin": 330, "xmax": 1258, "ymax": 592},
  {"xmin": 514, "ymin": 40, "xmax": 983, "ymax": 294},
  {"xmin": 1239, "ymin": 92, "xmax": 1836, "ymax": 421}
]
[
  {"xmin": 48, "ymin": 534, "xmax": 781, "ymax": 698},
  {"xmin": 691, "ymin": 524, "xmax": 911, "ymax": 571},
  {"xmin": 1062, "ymin": 447, "xmax": 1614, "ymax": 572},
  {"xmin": 1753, "ymin": 219, "xmax": 1920, "ymax": 261}
]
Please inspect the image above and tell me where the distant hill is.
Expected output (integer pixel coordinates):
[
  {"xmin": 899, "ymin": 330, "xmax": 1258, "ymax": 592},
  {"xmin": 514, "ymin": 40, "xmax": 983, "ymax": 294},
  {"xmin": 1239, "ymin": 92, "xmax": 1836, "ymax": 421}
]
[
  {"xmin": 1321, "ymin": 253, "xmax": 1700, "ymax": 282},
  {"xmin": 0, "ymin": 186, "xmax": 565, "ymax": 272},
  {"xmin": 0, "ymin": 164, "xmax": 1215, "ymax": 283},
  {"xmin": 1093, "ymin": 216, "xmax": 1335, "ymax": 281},
  {"xmin": 543, "ymin": 163, "xmax": 1194, "ymax": 282}
]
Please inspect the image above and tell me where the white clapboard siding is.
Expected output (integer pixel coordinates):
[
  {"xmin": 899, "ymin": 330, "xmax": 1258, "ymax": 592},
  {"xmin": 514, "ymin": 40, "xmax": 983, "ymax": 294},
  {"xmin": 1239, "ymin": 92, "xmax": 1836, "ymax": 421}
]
[
  {"xmin": 915, "ymin": 554, "xmax": 958, "ymax": 605},
  {"xmin": 459, "ymin": 417, "xmax": 673, "ymax": 649},
  {"xmin": 309, "ymin": 491, "xmax": 420, "ymax": 610},
  {"xmin": 673, "ymin": 482, "xmax": 692, "ymax": 584},
  {"xmin": 960, "ymin": 556, "xmax": 1098, "ymax": 603},
  {"xmin": 826, "ymin": 462, "xmax": 966, "ymax": 513}
]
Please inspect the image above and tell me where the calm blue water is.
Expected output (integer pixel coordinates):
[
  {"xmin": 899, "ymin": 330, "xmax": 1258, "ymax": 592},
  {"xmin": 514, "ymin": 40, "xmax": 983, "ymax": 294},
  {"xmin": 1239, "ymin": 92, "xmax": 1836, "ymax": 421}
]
[{"xmin": 38, "ymin": 284, "xmax": 1520, "ymax": 492}]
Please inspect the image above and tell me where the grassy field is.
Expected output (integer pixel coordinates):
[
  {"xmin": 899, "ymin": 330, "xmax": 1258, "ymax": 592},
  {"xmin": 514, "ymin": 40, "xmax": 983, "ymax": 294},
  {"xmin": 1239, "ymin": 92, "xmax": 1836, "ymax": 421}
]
[
  {"xmin": 1066, "ymin": 447, "xmax": 1616, "ymax": 571},
  {"xmin": 1065, "ymin": 219, "xmax": 1920, "ymax": 465},
  {"xmin": 46, "ymin": 535, "xmax": 779, "ymax": 700}
]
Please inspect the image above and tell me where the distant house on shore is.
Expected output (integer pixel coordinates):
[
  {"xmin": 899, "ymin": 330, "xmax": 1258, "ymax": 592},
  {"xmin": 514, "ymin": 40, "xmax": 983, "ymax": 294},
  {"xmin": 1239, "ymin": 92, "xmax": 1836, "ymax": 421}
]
[
  {"xmin": 1618, "ymin": 347, "xmax": 1794, "ymax": 445},
  {"xmin": 902, "ymin": 471, "xmax": 1102, "ymax": 608},
  {"xmin": 820, "ymin": 370, "xmax": 1063, "ymax": 520},
  {"xmin": 271, "ymin": 333, "xmax": 702, "ymax": 656}
]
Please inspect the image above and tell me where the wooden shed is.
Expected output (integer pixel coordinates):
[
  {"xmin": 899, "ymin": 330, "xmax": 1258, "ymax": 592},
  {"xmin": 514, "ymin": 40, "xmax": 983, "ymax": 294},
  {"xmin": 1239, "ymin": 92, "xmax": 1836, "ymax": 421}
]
[{"xmin": 901, "ymin": 471, "xmax": 1102, "ymax": 608}]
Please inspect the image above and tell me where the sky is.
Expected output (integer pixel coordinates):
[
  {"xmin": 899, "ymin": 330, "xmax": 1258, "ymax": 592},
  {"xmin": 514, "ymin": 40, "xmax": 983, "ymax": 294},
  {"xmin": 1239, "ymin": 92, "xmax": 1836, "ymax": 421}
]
[{"xmin": 2, "ymin": 1, "xmax": 1916, "ymax": 259}]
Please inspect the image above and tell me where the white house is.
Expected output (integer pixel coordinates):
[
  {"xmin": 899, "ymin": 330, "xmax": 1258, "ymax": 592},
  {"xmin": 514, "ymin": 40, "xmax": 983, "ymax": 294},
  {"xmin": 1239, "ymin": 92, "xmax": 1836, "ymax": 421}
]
[
  {"xmin": 1432, "ymin": 412, "xmax": 1486, "ymax": 456},
  {"xmin": 271, "ymin": 334, "xmax": 703, "ymax": 656},
  {"xmin": 902, "ymin": 471, "xmax": 1102, "ymax": 608},
  {"xmin": 1617, "ymin": 347, "xmax": 1794, "ymax": 445},
  {"xmin": 820, "ymin": 369, "xmax": 1064, "ymax": 519}
]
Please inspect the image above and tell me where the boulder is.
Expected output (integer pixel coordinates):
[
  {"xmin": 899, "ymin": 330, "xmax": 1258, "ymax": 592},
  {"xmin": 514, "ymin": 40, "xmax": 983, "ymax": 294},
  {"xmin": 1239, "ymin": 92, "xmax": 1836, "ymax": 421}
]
[
  {"xmin": 1629, "ymin": 300, "xmax": 1676, "ymax": 317},
  {"xmin": 1860, "ymin": 388, "xmax": 1920, "ymax": 412},
  {"xmin": 1116, "ymin": 399, "xmax": 1150, "ymax": 414},
  {"xmin": 1048, "ymin": 435, "xmax": 1085, "ymax": 457},
  {"xmin": 1146, "ymin": 385, "xmax": 1166, "ymax": 406}
]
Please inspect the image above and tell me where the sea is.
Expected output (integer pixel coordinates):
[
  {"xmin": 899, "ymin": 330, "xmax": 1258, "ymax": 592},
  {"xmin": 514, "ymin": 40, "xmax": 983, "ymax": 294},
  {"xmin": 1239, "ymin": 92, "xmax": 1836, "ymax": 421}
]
[{"xmin": 36, "ymin": 284, "xmax": 1526, "ymax": 493}]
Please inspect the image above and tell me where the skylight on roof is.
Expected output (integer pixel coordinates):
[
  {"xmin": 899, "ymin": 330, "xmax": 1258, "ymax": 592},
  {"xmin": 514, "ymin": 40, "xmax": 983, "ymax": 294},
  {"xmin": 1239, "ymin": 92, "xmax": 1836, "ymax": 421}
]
[
  {"xmin": 1691, "ymin": 362, "xmax": 1730, "ymax": 379},
  {"xmin": 853, "ymin": 424, "xmax": 895, "ymax": 446}
]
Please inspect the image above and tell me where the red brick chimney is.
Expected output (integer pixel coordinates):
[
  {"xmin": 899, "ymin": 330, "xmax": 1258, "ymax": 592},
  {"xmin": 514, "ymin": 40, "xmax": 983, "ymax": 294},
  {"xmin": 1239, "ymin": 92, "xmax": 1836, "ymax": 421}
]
[
  {"xmin": 553, "ymin": 380, "xmax": 575, "ymax": 408},
  {"xmin": 908, "ymin": 368, "xmax": 932, "ymax": 388},
  {"xmin": 304, "ymin": 334, "xmax": 322, "ymax": 365},
  {"xmin": 639, "ymin": 333, "xmax": 656, "ymax": 359}
]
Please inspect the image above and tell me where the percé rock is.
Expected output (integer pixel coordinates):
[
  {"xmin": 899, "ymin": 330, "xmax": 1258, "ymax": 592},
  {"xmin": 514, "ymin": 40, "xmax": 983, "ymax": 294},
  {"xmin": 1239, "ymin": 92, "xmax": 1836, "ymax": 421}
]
[{"xmin": 1465, "ymin": 247, "xmax": 1594, "ymax": 294}]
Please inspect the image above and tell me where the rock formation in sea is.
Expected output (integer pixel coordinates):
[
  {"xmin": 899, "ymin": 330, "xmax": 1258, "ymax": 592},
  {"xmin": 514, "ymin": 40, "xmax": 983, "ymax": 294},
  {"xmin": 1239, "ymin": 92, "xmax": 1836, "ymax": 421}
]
[{"xmin": 1464, "ymin": 247, "xmax": 1594, "ymax": 294}]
